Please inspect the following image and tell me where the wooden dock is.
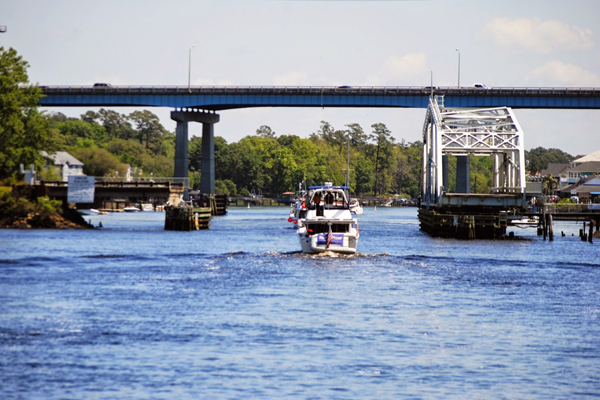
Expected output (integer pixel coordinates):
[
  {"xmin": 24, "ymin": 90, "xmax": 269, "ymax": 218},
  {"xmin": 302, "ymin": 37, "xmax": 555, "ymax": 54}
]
[{"xmin": 526, "ymin": 204, "xmax": 600, "ymax": 242}]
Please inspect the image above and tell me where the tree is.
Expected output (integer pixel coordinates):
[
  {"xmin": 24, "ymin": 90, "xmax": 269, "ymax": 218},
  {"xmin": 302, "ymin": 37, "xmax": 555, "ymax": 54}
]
[
  {"xmin": 0, "ymin": 47, "xmax": 51, "ymax": 179},
  {"xmin": 71, "ymin": 147, "xmax": 126, "ymax": 177},
  {"xmin": 54, "ymin": 119, "xmax": 108, "ymax": 144},
  {"xmin": 354, "ymin": 155, "xmax": 374, "ymax": 195},
  {"xmin": 129, "ymin": 110, "xmax": 167, "ymax": 150},
  {"xmin": 542, "ymin": 174, "xmax": 558, "ymax": 195},
  {"xmin": 98, "ymin": 109, "xmax": 136, "ymax": 141},
  {"xmin": 256, "ymin": 125, "xmax": 276, "ymax": 138},
  {"xmin": 526, "ymin": 147, "xmax": 572, "ymax": 175},
  {"xmin": 370, "ymin": 123, "xmax": 395, "ymax": 195},
  {"xmin": 346, "ymin": 123, "xmax": 368, "ymax": 151}
]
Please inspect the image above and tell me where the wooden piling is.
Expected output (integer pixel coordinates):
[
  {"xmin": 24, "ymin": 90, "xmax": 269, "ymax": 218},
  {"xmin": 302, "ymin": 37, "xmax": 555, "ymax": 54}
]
[
  {"xmin": 548, "ymin": 214, "xmax": 554, "ymax": 242},
  {"xmin": 542, "ymin": 209, "xmax": 548, "ymax": 241},
  {"xmin": 164, "ymin": 206, "xmax": 211, "ymax": 231},
  {"xmin": 589, "ymin": 219, "xmax": 594, "ymax": 244}
]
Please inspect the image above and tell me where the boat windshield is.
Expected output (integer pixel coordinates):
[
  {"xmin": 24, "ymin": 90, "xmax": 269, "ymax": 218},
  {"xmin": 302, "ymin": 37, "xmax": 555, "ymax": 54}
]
[{"xmin": 308, "ymin": 188, "xmax": 349, "ymax": 210}]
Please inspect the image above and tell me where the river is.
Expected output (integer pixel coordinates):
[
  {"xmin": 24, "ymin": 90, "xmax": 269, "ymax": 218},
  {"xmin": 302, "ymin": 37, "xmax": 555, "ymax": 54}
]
[{"xmin": 1, "ymin": 207, "xmax": 599, "ymax": 399}]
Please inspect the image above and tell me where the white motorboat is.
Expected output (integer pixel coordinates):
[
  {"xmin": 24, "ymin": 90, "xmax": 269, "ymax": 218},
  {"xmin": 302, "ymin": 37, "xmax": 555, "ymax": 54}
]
[
  {"xmin": 509, "ymin": 216, "xmax": 539, "ymax": 226},
  {"xmin": 349, "ymin": 198, "xmax": 364, "ymax": 215},
  {"xmin": 78, "ymin": 208, "xmax": 99, "ymax": 216},
  {"xmin": 297, "ymin": 182, "xmax": 359, "ymax": 254},
  {"xmin": 123, "ymin": 206, "xmax": 141, "ymax": 212}
]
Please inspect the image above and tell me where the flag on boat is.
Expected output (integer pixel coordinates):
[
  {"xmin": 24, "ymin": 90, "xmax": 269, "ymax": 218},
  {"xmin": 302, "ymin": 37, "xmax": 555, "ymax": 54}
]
[{"xmin": 326, "ymin": 224, "xmax": 332, "ymax": 248}]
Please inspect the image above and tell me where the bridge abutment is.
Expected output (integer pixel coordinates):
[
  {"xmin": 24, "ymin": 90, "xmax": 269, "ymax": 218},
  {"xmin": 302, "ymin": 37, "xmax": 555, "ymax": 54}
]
[{"xmin": 171, "ymin": 110, "xmax": 220, "ymax": 196}]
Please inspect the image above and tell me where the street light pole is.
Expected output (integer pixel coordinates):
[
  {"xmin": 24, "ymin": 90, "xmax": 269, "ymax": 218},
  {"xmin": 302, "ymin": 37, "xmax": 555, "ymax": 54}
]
[
  {"xmin": 455, "ymin": 48, "xmax": 460, "ymax": 88},
  {"xmin": 188, "ymin": 45, "xmax": 195, "ymax": 92}
]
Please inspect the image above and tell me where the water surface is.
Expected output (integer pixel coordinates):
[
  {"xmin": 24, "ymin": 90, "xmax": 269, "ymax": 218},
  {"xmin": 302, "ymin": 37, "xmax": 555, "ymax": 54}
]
[{"xmin": 1, "ymin": 207, "xmax": 599, "ymax": 399}]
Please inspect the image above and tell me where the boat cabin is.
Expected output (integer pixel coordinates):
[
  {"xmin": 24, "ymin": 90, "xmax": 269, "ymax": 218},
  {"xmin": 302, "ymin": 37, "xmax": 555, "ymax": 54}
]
[{"xmin": 307, "ymin": 183, "xmax": 350, "ymax": 216}]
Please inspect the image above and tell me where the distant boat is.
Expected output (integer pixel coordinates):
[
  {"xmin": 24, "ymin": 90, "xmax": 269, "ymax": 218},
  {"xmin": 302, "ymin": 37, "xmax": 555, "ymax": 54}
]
[
  {"xmin": 349, "ymin": 198, "xmax": 363, "ymax": 215},
  {"xmin": 123, "ymin": 206, "xmax": 141, "ymax": 212},
  {"xmin": 141, "ymin": 203, "xmax": 153, "ymax": 212},
  {"xmin": 510, "ymin": 216, "xmax": 538, "ymax": 226},
  {"xmin": 78, "ymin": 208, "xmax": 99, "ymax": 216}
]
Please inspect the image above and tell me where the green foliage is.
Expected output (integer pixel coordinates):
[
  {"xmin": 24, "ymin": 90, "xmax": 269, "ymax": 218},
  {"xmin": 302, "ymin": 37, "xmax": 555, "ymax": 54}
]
[
  {"xmin": 526, "ymin": 147, "xmax": 572, "ymax": 174},
  {"xmin": 71, "ymin": 147, "xmax": 126, "ymax": 177},
  {"xmin": 0, "ymin": 185, "xmax": 62, "ymax": 221},
  {"xmin": 0, "ymin": 47, "xmax": 51, "ymax": 179},
  {"xmin": 215, "ymin": 179, "xmax": 237, "ymax": 195}
]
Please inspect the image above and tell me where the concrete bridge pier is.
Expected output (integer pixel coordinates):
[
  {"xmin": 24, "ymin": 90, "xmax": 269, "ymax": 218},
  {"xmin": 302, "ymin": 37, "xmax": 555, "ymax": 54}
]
[{"xmin": 171, "ymin": 110, "xmax": 220, "ymax": 197}]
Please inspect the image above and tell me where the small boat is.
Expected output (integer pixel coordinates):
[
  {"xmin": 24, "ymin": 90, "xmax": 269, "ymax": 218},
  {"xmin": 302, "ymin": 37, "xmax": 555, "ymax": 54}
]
[
  {"xmin": 510, "ymin": 216, "xmax": 539, "ymax": 226},
  {"xmin": 123, "ymin": 206, "xmax": 141, "ymax": 212},
  {"xmin": 287, "ymin": 185, "xmax": 308, "ymax": 228},
  {"xmin": 78, "ymin": 208, "xmax": 99, "ymax": 216},
  {"xmin": 349, "ymin": 198, "xmax": 363, "ymax": 215},
  {"xmin": 141, "ymin": 203, "xmax": 154, "ymax": 212},
  {"xmin": 297, "ymin": 182, "xmax": 359, "ymax": 254},
  {"xmin": 382, "ymin": 198, "xmax": 393, "ymax": 207}
]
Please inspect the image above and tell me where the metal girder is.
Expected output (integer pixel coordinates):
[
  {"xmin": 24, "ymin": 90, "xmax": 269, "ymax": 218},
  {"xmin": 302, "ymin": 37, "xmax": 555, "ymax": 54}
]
[{"xmin": 422, "ymin": 96, "xmax": 526, "ymax": 207}]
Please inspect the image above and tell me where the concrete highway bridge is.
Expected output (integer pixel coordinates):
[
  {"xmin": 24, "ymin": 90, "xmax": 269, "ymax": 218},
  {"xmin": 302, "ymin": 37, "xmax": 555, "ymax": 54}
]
[{"xmin": 39, "ymin": 85, "xmax": 600, "ymax": 197}]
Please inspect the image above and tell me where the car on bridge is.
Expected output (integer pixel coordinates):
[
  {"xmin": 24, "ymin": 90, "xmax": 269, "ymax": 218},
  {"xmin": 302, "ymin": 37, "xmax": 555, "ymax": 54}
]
[{"xmin": 93, "ymin": 83, "xmax": 112, "ymax": 88}]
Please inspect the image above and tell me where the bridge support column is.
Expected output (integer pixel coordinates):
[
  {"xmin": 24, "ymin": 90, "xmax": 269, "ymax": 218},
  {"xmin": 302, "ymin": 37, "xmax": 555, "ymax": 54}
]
[
  {"xmin": 174, "ymin": 120, "xmax": 189, "ymax": 181},
  {"xmin": 171, "ymin": 110, "xmax": 220, "ymax": 196},
  {"xmin": 442, "ymin": 155, "xmax": 449, "ymax": 192},
  {"xmin": 201, "ymin": 122, "xmax": 215, "ymax": 194},
  {"xmin": 456, "ymin": 155, "xmax": 470, "ymax": 193}
]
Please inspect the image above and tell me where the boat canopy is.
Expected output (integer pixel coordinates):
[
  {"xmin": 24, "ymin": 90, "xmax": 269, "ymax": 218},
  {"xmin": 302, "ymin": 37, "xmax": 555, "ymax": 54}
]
[{"xmin": 308, "ymin": 186, "xmax": 349, "ymax": 190}]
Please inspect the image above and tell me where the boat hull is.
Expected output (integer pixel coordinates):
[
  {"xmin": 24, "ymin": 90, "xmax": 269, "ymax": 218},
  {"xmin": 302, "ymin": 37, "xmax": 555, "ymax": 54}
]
[{"xmin": 299, "ymin": 233, "xmax": 358, "ymax": 254}]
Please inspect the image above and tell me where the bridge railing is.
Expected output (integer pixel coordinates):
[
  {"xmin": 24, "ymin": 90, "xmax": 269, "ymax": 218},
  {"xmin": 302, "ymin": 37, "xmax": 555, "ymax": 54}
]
[
  {"xmin": 39, "ymin": 177, "xmax": 188, "ymax": 187},
  {"xmin": 39, "ymin": 85, "xmax": 600, "ymax": 95},
  {"xmin": 95, "ymin": 177, "xmax": 189, "ymax": 186}
]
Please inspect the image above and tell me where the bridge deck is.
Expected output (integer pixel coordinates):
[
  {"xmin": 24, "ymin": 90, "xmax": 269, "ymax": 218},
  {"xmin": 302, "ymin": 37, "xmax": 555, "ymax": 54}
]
[{"xmin": 39, "ymin": 85, "xmax": 600, "ymax": 110}]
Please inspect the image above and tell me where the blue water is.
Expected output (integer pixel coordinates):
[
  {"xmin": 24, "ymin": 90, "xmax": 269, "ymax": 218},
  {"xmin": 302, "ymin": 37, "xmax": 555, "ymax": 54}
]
[{"xmin": 1, "ymin": 207, "xmax": 599, "ymax": 399}]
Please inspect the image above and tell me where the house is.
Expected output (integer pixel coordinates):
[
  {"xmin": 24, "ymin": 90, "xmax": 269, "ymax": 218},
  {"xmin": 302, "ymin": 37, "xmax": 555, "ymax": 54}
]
[
  {"xmin": 41, "ymin": 151, "xmax": 85, "ymax": 182},
  {"xmin": 540, "ymin": 163, "xmax": 570, "ymax": 187},
  {"xmin": 571, "ymin": 149, "xmax": 600, "ymax": 165},
  {"xmin": 566, "ymin": 161, "xmax": 600, "ymax": 185},
  {"xmin": 561, "ymin": 175, "xmax": 600, "ymax": 203}
]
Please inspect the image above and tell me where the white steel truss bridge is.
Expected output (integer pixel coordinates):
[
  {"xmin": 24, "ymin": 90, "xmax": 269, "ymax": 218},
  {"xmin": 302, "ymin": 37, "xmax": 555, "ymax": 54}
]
[{"xmin": 421, "ymin": 96, "xmax": 526, "ymax": 208}]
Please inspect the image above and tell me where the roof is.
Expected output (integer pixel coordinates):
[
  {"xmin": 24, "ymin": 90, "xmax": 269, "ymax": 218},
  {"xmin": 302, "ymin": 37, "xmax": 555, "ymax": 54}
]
[
  {"xmin": 541, "ymin": 163, "xmax": 569, "ymax": 176},
  {"xmin": 569, "ymin": 161, "xmax": 600, "ymax": 173},
  {"xmin": 566, "ymin": 175, "xmax": 600, "ymax": 195},
  {"xmin": 572, "ymin": 149, "xmax": 600, "ymax": 164},
  {"xmin": 583, "ymin": 176, "xmax": 600, "ymax": 186},
  {"xmin": 41, "ymin": 151, "xmax": 84, "ymax": 166}
]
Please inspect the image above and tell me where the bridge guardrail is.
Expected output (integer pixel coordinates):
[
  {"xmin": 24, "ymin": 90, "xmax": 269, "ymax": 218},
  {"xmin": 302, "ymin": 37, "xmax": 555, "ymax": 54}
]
[{"xmin": 39, "ymin": 85, "xmax": 600, "ymax": 95}]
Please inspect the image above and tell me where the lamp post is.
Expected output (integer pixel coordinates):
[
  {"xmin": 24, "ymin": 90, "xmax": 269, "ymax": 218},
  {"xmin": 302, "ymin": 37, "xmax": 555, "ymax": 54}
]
[
  {"xmin": 455, "ymin": 48, "xmax": 460, "ymax": 88},
  {"xmin": 188, "ymin": 44, "xmax": 195, "ymax": 92}
]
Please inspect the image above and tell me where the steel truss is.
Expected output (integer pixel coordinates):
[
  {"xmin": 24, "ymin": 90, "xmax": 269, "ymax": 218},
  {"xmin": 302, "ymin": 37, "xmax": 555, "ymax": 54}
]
[{"xmin": 422, "ymin": 96, "xmax": 526, "ymax": 207}]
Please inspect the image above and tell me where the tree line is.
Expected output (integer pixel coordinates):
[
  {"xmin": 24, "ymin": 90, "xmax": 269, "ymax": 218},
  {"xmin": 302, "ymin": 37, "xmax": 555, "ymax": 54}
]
[{"xmin": 0, "ymin": 46, "xmax": 575, "ymax": 200}]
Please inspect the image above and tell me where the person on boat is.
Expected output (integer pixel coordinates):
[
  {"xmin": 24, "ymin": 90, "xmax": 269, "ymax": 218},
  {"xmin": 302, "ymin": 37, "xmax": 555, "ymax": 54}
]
[
  {"xmin": 313, "ymin": 193, "xmax": 323, "ymax": 216},
  {"xmin": 325, "ymin": 192, "xmax": 334, "ymax": 205}
]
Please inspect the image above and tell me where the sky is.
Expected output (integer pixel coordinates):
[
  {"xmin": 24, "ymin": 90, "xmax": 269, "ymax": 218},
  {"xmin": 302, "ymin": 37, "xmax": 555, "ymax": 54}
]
[{"xmin": 1, "ymin": 0, "xmax": 599, "ymax": 157}]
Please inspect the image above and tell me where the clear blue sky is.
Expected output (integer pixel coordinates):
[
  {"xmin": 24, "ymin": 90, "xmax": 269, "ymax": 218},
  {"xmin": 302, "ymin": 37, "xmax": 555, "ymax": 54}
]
[{"xmin": 2, "ymin": 0, "xmax": 599, "ymax": 156}]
